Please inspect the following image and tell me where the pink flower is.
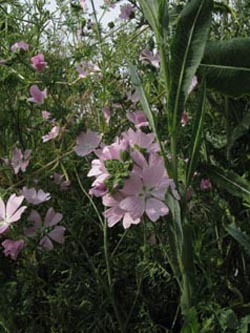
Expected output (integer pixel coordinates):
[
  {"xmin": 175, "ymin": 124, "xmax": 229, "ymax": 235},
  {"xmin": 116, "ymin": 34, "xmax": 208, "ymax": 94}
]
[
  {"xmin": 126, "ymin": 111, "xmax": 149, "ymax": 128},
  {"xmin": 0, "ymin": 59, "xmax": 6, "ymax": 65},
  {"xmin": 20, "ymin": 187, "xmax": 51, "ymax": 205},
  {"xmin": 76, "ymin": 62, "xmax": 100, "ymax": 78},
  {"xmin": 119, "ymin": 162, "xmax": 170, "ymax": 222},
  {"xmin": 104, "ymin": 0, "xmax": 116, "ymax": 9},
  {"xmin": 80, "ymin": 0, "xmax": 88, "ymax": 10},
  {"xmin": 103, "ymin": 107, "xmax": 111, "ymax": 124},
  {"xmin": 140, "ymin": 49, "xmax": 160, "ymax": 68},
  {"xmin": 74, "ymin": 130, "xmax": 102, "ymax": 157},
  {"xmin": 188, "ymin": 76, "xmax": 198, "ymax": 95},
  {"xmin": 89, "ymin": 183, "xmax": 107, "ymax": 197},
  {"xmin": 103, "ymin": 193, "xmax": 140, "ymax": 228},
  {"xmin": 181, "ymin": 111, "xmax": 189, "ymax": 127},
  {"xmin": 126, "ymin": 91, "xmax": 139, "ymax": 104},
  {"xmin": 200, "ymin": 178, "xmax": 212, "ymax": 191},
  {"xmin": 41, "ymin": 110, "xmax": 51, "ymax": 120},
  {"xmin": 124, "ymin": 128, "xmax": 159, "ymax": 153},
  {"xmin": 28, "ymin": 85, "xmax": 47, "ymax": 104},
  {"xmin": 119, "ymin": 4, "xmax": 134, "ymax": 20},
  {"xmin": 2, "ymin": 239, "xmax": 25, "ymax": 260},
  {"xmin": 11, "ymin": 41, "xmax": 29, "ymax": 52},
  {"xmin": 53, "ymin": 173, "xmax": 71, "ymax": 190},
  {"xmin": 26, "ymin": 208, "xmax": 65, "ymax": 250},
  {"xmin": 0, "ymin": 194, "xmax": 27, "ymax": 234},
  {"xmin": 42, "ymin": 125, "xmax": 60, "ymax": 142},
  {"xmin": 11, "ymin": 147, "xmax": 32, "ymax": 174},
  {"xmin": 31, "ymin": 53, "xmax": 47, "ymax": 71}
]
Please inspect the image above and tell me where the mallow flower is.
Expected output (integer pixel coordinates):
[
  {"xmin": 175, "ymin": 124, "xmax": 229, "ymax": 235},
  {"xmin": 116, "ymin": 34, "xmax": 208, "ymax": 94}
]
[
  {"xmin": 42, "ymin": 125, "xmax": 60, "ymax": 142},
  {"xmin": 25, "ymin": 208, "xmax": 65, "ymax": 251},
  {"xmin": 31, "ymin": 53, "xmax": 47, "ymax": 71},
  {"xmin": 2, "ymin": 239, "xmax": 25, "ymax": 260},
  {"xmin": 20, "ymin": 187, "xmax": 51, "ymax": 205},
  {"xmin": 28, "ymin": 85, "xmax": 47, "ymax": 104},
  {"xmin": 0, "ymin": 194, "xmax": 27, "ymax": 234},
  {"xmin": 140, "ymin": 49, "xmax": 160, "ymax": 68},
  {"xmin": 11, "ymin": 41, "xmax": 29, "ymax": 52},
  {"xmin": 119, "ymin": 4, "xmax": 134, "ymax": 20},
  {"xmin": 11, "ymin": 147, "xmax": 32, "ymax": 174},
  {"xmin": 74, "ymin": 130, "xmax": 102, "ymax": 157}
]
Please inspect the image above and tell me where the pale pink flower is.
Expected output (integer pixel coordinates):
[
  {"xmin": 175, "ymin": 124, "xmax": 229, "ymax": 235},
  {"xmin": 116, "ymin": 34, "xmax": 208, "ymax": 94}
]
[
  {"xmin": 188, "ymin": 76, "xmax": 198, "ymax": 94},
  {"xmin": 11, "ymin": 41, "xmax": 29, "ymax": 52},
  {"xmin": 20, "ymin": 187, "xmax": 51, "ymax": 205},
  {"xmin": 80, "ymin": 0, "xmax": 88, "ymax": 10},
  {"xmin": 74, "ymin": 130, "xmax": 102, "ymax": 157},
  {"xmin": 11, "ymin": 147, "xmax": 32, "ymax": 174},
  {"xmin": 126, "ymin": 111, "xmax": 149, "ymax": 128},
  {"xmin": 26, "ymin": 208, "xmax": 65, "ymax": 251},
  {"xmin": 42, "ymin": 125, "xmax": 60, "ymax": 142},
  {"xmin": 200, "ymin": 178, "xmax": 212, "ymax": 191},
  {"xmin": 28, "ymin": 85, "xmax": 47, "ymax": 104},
  {"xmin": 76, "ymin": 62, "xmax": 100, "ymax": 78},
  {"xmin": 53, "ymin": 173, "xmax": 71, "ymax": 190},
  {"xmin": 119, "ymin": 4, "xmax": 134, "ymax": 20},
  {"xmin": 181, "ymin": 111, "xmax": 189, "ymax": 127},
  {"xmin": 124, "ymin": 128, "xmax": 159, "ymax": 153},
  {"xmin": 0, "ymin": 59, "xmax": 6, "ymax": 65},
  {"xmin": 103, "ymin": 193, "xmax": 140, "ymax": 228},
  {"xmin": 31, "ymin": 53, "xmax": 47, "ymax": 71},
  {"xmin": 2, "ymin": 239, "xmax": 25, "ymax": 260},
  {"xmin": 126, "ymin": 91, "xmax": 139, "ymax": 104},
  {"xmin": 0, "ymin": 194, "xmax": 27, "ymax": 234},
  {"xmin": 103, "ymin": 107, "xmax": 111, "ymax": 124},
  {"xmin": 41, "ymin": 110, "xmax": 51, "ymax": 120},
  {"xmin": 89, "ymin": 183, "xmax": 107, "ymax": 197},
  {"xmin": 140, "ymin": 49, "xmax": 160, "ymax": 68}
]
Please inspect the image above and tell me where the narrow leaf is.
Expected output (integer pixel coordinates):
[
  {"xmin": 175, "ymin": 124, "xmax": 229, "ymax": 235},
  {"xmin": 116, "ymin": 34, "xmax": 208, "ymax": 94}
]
[
  {"xmin": 204, "ymin": 165, "xmax": 250, "ymax": 204},
  {"xmin": 225, "ymin": 224, "xmax": 250, "ymax": 257},
  {"xmin": 186, "ymin": 79, "xmax": 206, "ymax": 188}
]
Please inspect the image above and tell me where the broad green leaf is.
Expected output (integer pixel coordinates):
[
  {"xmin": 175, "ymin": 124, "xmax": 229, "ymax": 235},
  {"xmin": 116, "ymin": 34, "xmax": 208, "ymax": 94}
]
[
  {"xmin": 204, "ymin": 165, "xmax": 250, "ymax": 204},
  {"xmin": 225, "ymin": 224, "xmax": 250, "ymax": 257},
  {"xmin": 186, "ymin": 79, "xmax": 207, "ymax": 188},
  {"xmin": 200, "ymin": 38, "xmax": 250, "ymax": 97},
  {"xmin": 168, "ymin": 0, "xmax": 212, "ymax": 134},
  {"xmin": 238, "ymin": 314, "xmax": 250, "ymax": 333}
]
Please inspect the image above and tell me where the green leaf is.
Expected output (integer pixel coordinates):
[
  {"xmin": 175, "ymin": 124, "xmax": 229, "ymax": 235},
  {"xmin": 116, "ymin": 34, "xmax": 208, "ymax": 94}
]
[
  {"xmin": 181, "ymin": 307, "xmax": 200, "ymax": 333},
  {"xmin": 186, "ymin": 79, "xmax": 207, "ymax": 188},
  {"xmin": 229, "ymin": 112, "xmax": 250, "ymax": 148},
  {"xmin": 200, "ymin": 38, "xmax": 250, "ymax": 97},
  {"xmin": 138, "ymin": 0, "xmax": 168, "ymax": 40},
  {"xmin": 204, "ymin": 165, "xmax": 250, "ymax": 204},
  {"xmin": 225, "ymin": 224, "xmax": 250, "ymax": 257},
  {"xmin": 238, "ymin": 314, "xmax": 250, "ymax": 333},
  {"xmin": 168, "ymin": 0, "xmax": 212, "ymax": 135},
  {"xmin": 128, "ymin": 64, "xmax": 157, "ymax": 134}
]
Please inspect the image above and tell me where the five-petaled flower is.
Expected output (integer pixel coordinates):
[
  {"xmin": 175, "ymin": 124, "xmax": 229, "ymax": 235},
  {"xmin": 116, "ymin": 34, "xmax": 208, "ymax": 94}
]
[
  {"xmin": 11, "ymin": 147, "xmax": 32, "ymax": 174},
  {"xmin": 31, "ymin": 53, "xmax": 47, "ymax": 71},
  {"xmin": 0, "ymin": 194, "xmax": 27, "ymax": 234},
  {"xmin": 20, "ymin": 187, "xmax": 51, "ymax": 205},
  {"xmin": 11, "ymin": 41, "xmax": 29, "ymax": 52},
  {"xmin": 25, "ymin": 208, "xmax": 65, "ymax": 250},
  {"xmin": 2, "ymin": 239, "xmax": 25, "ymax": 260},
  {"xmin": 28, "ymin": 85, "xmax": 47, "ymax": 104}
]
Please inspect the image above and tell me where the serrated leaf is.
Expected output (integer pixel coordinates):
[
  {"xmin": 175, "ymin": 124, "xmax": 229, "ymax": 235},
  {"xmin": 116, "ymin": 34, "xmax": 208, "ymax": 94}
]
[
  {"xmin": 200, "ymin": 38, "xmax": 250, "ymax": 97},
  {"xmin": 225, "ymin": 224, "xmax": 250, "ymax": 257}
]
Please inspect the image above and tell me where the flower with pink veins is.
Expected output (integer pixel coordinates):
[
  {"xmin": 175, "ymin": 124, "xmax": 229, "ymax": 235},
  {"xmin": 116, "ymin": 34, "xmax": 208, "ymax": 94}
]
[
  {"xmin": 11, "ymin": 147, "xmax": 32, "ymax": 174},
  {"xmin": 74, "ymin": 130, "xmax": 102, "ymax": 157},
  {"xmin": 20, "ymin": 187, "xmax": 51, "ymax": 205},
  {"xmin": 126, "ymin": 111, "xmax": 149, "ymax": 128},
  {"xmin": 119, "ymin": 163, "xmax": 170, "ymax": 222},
  {"xmin": 11, "ymin": 41, "xmax": 29, "ymax": 52},
  {"xmin": 31, "ymin": 53, "xmax": 47, "ymax": 71},
  {"xmin": 26, "ymin": 208, "xmax": 65, "ymax": 250},
  {"xmin": 2, "ymin": 239, "xmax": 25, "ymax": 260},
  {"xmin": 28, "ymin": 85, "xmax": 47, "ymax": 104},
  {"xmin": 42, "ymin": 125, "xmax": 60, "ymax": 142},
  {"xmin": 103, "ymin": 193, "xmax": 140, "ymax": 229},
  {"xmin": 0, "ymin": 194, "xmax": 27, "ymax": 234},
  {"xmin": 140, "ymin": 49, "xmax": 160, "ymax": 68}
]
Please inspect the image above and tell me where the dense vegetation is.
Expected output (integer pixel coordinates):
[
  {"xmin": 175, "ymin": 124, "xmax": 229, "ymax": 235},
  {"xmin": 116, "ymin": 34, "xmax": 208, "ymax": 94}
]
[{"xmin": 0, "ymin": 0, "xmax": 250, "ymax": 332}]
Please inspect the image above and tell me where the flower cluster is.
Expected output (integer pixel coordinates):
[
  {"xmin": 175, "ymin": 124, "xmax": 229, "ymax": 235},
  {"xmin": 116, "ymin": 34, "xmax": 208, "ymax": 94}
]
[{"xmin": 87, "ymin": 128, "xmax": 179, "ymax": 229}]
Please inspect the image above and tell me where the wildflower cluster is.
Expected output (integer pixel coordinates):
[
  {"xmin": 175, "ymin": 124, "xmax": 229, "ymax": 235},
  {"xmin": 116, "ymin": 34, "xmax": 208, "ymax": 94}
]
[{"xmin": 86, "ymin": 127, "xmax": 179, "ymax": 229}]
